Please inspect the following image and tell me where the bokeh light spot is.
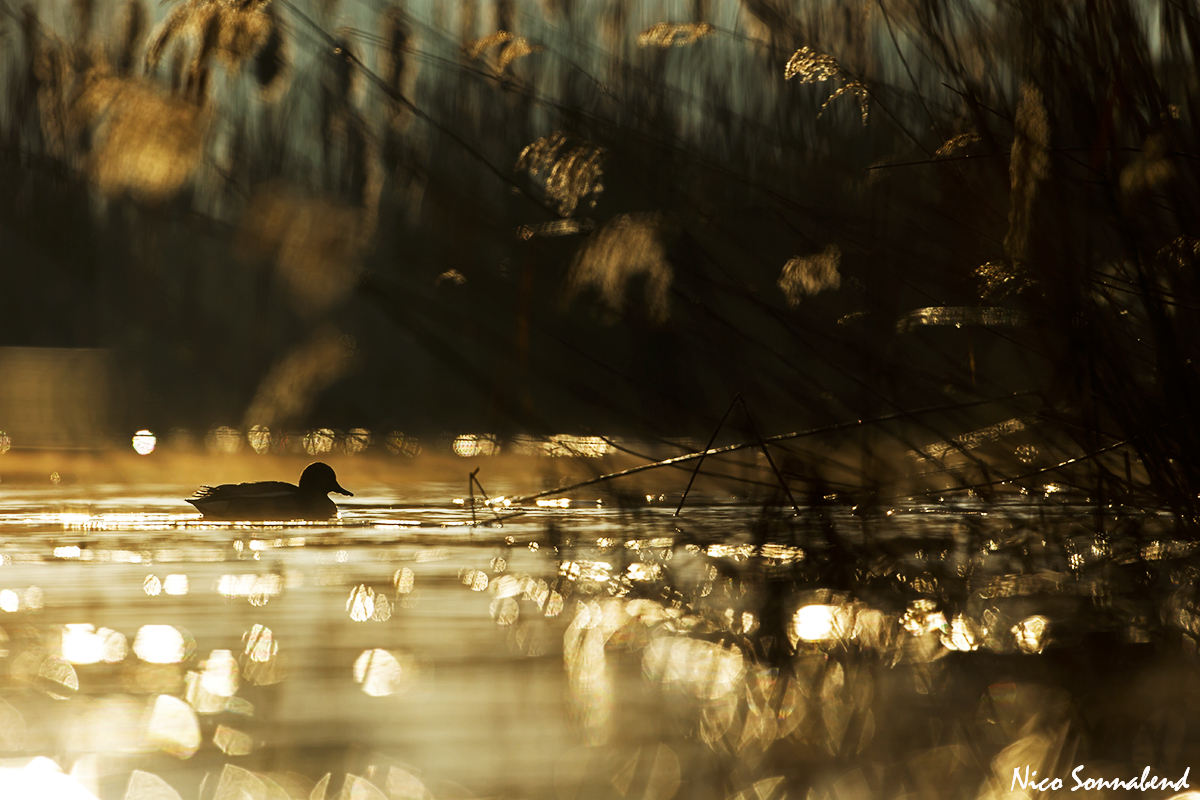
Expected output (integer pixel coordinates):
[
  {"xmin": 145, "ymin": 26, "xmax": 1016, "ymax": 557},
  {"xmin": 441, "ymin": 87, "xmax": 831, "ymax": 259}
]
[
  {"xmin": 385, "ymin": 431, "xmax": 422, "ymax": 456},
  {"xmin": 347, "ymin": 584, "xmax": 375, "ymax": 621},
  {"xmin": 344, "ymin": 428, "xmax": 371, "ymax": 454},
  {"xmin": 199, "ymin": 650, "xmax": 239, "ymax": 698},
  {"xmin": 38, "ymin": 655, "xmax": 79, "ymax": 699},
  {"xmin": 352, "ymin": 649, "xmax": 418, "ymax": 697},
  {"xmin": 205, "ymin": 426, "xmax": 243, "ymax": 455},
  {"xmin": 393, "ymin": 568, "xmax": 415, "ymax": 594},
  {"xmin": 125, "ymin": 770, "xmax": 182, "ymax": 800},
  {"xmin": 23, "ymin": 586, "xmax": 43, "ymax": 611},
  {"xmin": 1013, "ymin": 615, "xmax": 1050, "ymax": 654},
  {"xmin": 213, "ymin": 725, "xmax": 253, "ymax": 756},
  {"xmin": 244, "ymin": 625, "xmax": 277, "ymax": 663},
  {"xmin": 132, "ymin": 430, "xmax": 156, "ymax": 455},
  {"xmin": 247, "ymin": 425, "xmax": 271, "ymax": 454},
  {"xmin": 453, "ymin": 434, "xmax": 500, "ymax": 457},
  {"xmin": 371, "ymin": 594, "xmax": 393, "ymax": 622},
  {"xmin": 163, "ymin": 575, "xmax": 189, "ymax": 596},
  {"xmin": 304, "ymin": 428, "xmax": 335, "ymax": 455},
  {"xmin": 0, "ymin": 590, "xmax": 19, "ymax": 613},
  {"xmin": 62, "ymin": 624, "xmax": 104, "ymax": 665},
  {"xmin": 133, "ymin": 626, "xmax": 186, "ymax": 664},
  {"xmin": 490, "ymin": 597, "xmax": 519, "ymax": 625},
  {"xmin": 792, "ymin": 605, "xmax": 848, "ymax": 643},
  {"xmin": 146, "ymin": 695, "xmax": 200, "ymax": 758}
]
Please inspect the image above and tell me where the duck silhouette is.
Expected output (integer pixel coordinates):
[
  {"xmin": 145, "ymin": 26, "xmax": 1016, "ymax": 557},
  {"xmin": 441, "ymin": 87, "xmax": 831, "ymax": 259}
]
[{"xmin": 187, "ymin": 462, "xmax": 353, "ymax": 520}]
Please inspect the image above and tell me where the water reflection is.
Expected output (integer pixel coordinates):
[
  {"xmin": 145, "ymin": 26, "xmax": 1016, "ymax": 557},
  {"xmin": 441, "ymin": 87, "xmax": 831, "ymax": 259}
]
[
  {"xmin": 147, "ymin": 695, "xmax": 201, "ymax": 758},
  {"xmin": 133, "ymin": 626, "xmax": 189, "ymax": 664},
  {"xmin": 0, "ymin": 480, "xmax": 1193, "ymax": 800},
  {"xmin": 61, "ymin": 625, "xmax": 126, "ymax": 665}
]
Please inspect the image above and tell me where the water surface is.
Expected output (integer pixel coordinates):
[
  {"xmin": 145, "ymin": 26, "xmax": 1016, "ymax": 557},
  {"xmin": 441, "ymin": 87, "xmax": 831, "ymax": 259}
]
[{"xmin": 0, "ymin": 475, "xmax": 1197, "ymax": 800}]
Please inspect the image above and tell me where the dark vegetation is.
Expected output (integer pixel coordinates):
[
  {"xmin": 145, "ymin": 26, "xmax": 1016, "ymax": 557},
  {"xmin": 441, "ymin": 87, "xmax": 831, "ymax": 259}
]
[{"xmin": 0, "ymin": 0, "xmax": 1198, "ymax": 513}]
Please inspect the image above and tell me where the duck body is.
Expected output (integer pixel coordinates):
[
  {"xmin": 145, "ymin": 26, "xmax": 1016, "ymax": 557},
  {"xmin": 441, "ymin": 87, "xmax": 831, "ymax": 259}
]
[{"xmin": 187, "ymin": 462, "xmax": 353, "ymax": 521}]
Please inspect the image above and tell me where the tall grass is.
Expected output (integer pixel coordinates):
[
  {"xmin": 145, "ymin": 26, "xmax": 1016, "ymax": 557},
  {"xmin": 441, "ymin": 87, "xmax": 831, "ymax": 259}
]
[{"xmin": 1, "ymin": 0, "xmax": 1197, "ymax": 521}]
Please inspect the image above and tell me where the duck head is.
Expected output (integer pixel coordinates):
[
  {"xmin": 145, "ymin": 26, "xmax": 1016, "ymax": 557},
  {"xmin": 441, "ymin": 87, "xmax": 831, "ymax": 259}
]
[{"xmin": 299, "ymin": 462, "xmax": 353, "ymax": 496}]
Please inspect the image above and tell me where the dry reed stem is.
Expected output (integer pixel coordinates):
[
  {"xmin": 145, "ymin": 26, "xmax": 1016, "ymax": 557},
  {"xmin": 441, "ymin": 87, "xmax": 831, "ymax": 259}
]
[
  {"xmin": 326, "ymin": 33, "xmax": 360, "ymax": 102},
  {"xmin": 72, "ymin": 0, "xmax": 94, "ymax": 42},
  {"xmin": 822, "ymin": 81, "xmax": 869, "ymax": 125},
  {"xmin": 1004, "ymin": 83, "xmax": 1049, "ymax": 260},
  {"xmin": 117, "ymin": 0, "xmax": 147, "ymax": 74},
  {"xmin": 34, "ymin": 39, "xmax": 72, "ymax": 158},
  {"xmin": 600, "ymin": 0, "xmax": 628, "ymax": 56},
  {"xmin": 250, "ymin": 8, "xmax": 288, "ymax": 97},
  {"xmin": 458, "ymin": 0, "xmax": 477, "ymax": 55},
  {"xmin": 381, "ymin": 5, "xmax": 411, "ymax": 101}
]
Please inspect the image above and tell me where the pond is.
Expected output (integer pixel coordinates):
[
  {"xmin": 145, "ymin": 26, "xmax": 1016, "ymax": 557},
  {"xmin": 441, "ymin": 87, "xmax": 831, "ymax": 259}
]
[{"xmin": 0, "ymin": 458, "xmax": 1197, "ymax": 800}]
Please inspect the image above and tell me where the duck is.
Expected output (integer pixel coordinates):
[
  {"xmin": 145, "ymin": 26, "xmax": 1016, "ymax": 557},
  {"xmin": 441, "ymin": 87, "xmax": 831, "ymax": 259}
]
[{"xmin": 187, "ymin": 462, "xmax": 353, "ymax": 520}]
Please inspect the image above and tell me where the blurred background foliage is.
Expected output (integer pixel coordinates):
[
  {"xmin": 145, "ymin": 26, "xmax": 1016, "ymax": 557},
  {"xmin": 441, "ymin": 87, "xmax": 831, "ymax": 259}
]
[{"xmin": 1, "ymin": 0, "xmax": 1197, "ymax": 517}]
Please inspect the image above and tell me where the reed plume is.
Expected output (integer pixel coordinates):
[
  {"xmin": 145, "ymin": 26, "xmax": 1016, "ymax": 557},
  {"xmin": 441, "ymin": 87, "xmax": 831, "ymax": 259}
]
[
  {"xmin": 636, "ymin": 22, "xmax": 716, "ymax": 48},
  {"xmin": 784, "ymin": 46, "xmax": 840, "ymax": 81},
  {"xmin": 235, "ymin": 183, "xmax": 370, "ymax": 317},
  {"xmin": 517, "ymin": 131, "xmax": 606, "ymax": 217},
  {"xmin": 243, "ymin": 328, "xmax": 354, "ymax": 429},
  {"xmin": 496, "ymin": 37, "xmax": 543, "ymax": 72},
  {"xmin": 566, "ymin": 213, "xmax": 672, "ymax": 323},
  {"xmin": 1120, "ymin": 133, "xmax": 1174, "ymax": 201},
  {"xmin": 82, "ymin": 76, "xmax": 209, "ymax": 203},
  {"xmin": 465, "ymin": 30, "xmax": 513, "ymax": 60},
  {"xmin": 466, "ymin": 30, "xmax": 542, "ymax": 73},
  {"xmin": 935, "ymin": 133, "xmax": 981, "ymax": 158},
  {"xmin": 146, "ymin": 0, "xmax": 280, "ymax": 81},
  {"xmin": 975, "ymin": 260, "xmax": 1034, "ymax": 300},
  {"xmin": 784, "ymin": 46, "xmax": 868, "ymax": 125},
  {"xmin": 779, "ymin": 245, "xmax": 841, "ymax": 306}
]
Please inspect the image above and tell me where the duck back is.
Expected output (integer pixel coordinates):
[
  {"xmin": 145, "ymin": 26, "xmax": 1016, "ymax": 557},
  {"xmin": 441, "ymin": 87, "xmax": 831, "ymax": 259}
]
[{"xmin": 188, "ymin": 480, "xmax": 338, "ymax": 520}]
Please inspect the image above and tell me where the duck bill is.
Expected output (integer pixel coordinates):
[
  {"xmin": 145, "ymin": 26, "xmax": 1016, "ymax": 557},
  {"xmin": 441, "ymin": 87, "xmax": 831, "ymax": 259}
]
[{"xmin": 333, "ymin": 482, "xmax": 353, "ymax": 497}]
